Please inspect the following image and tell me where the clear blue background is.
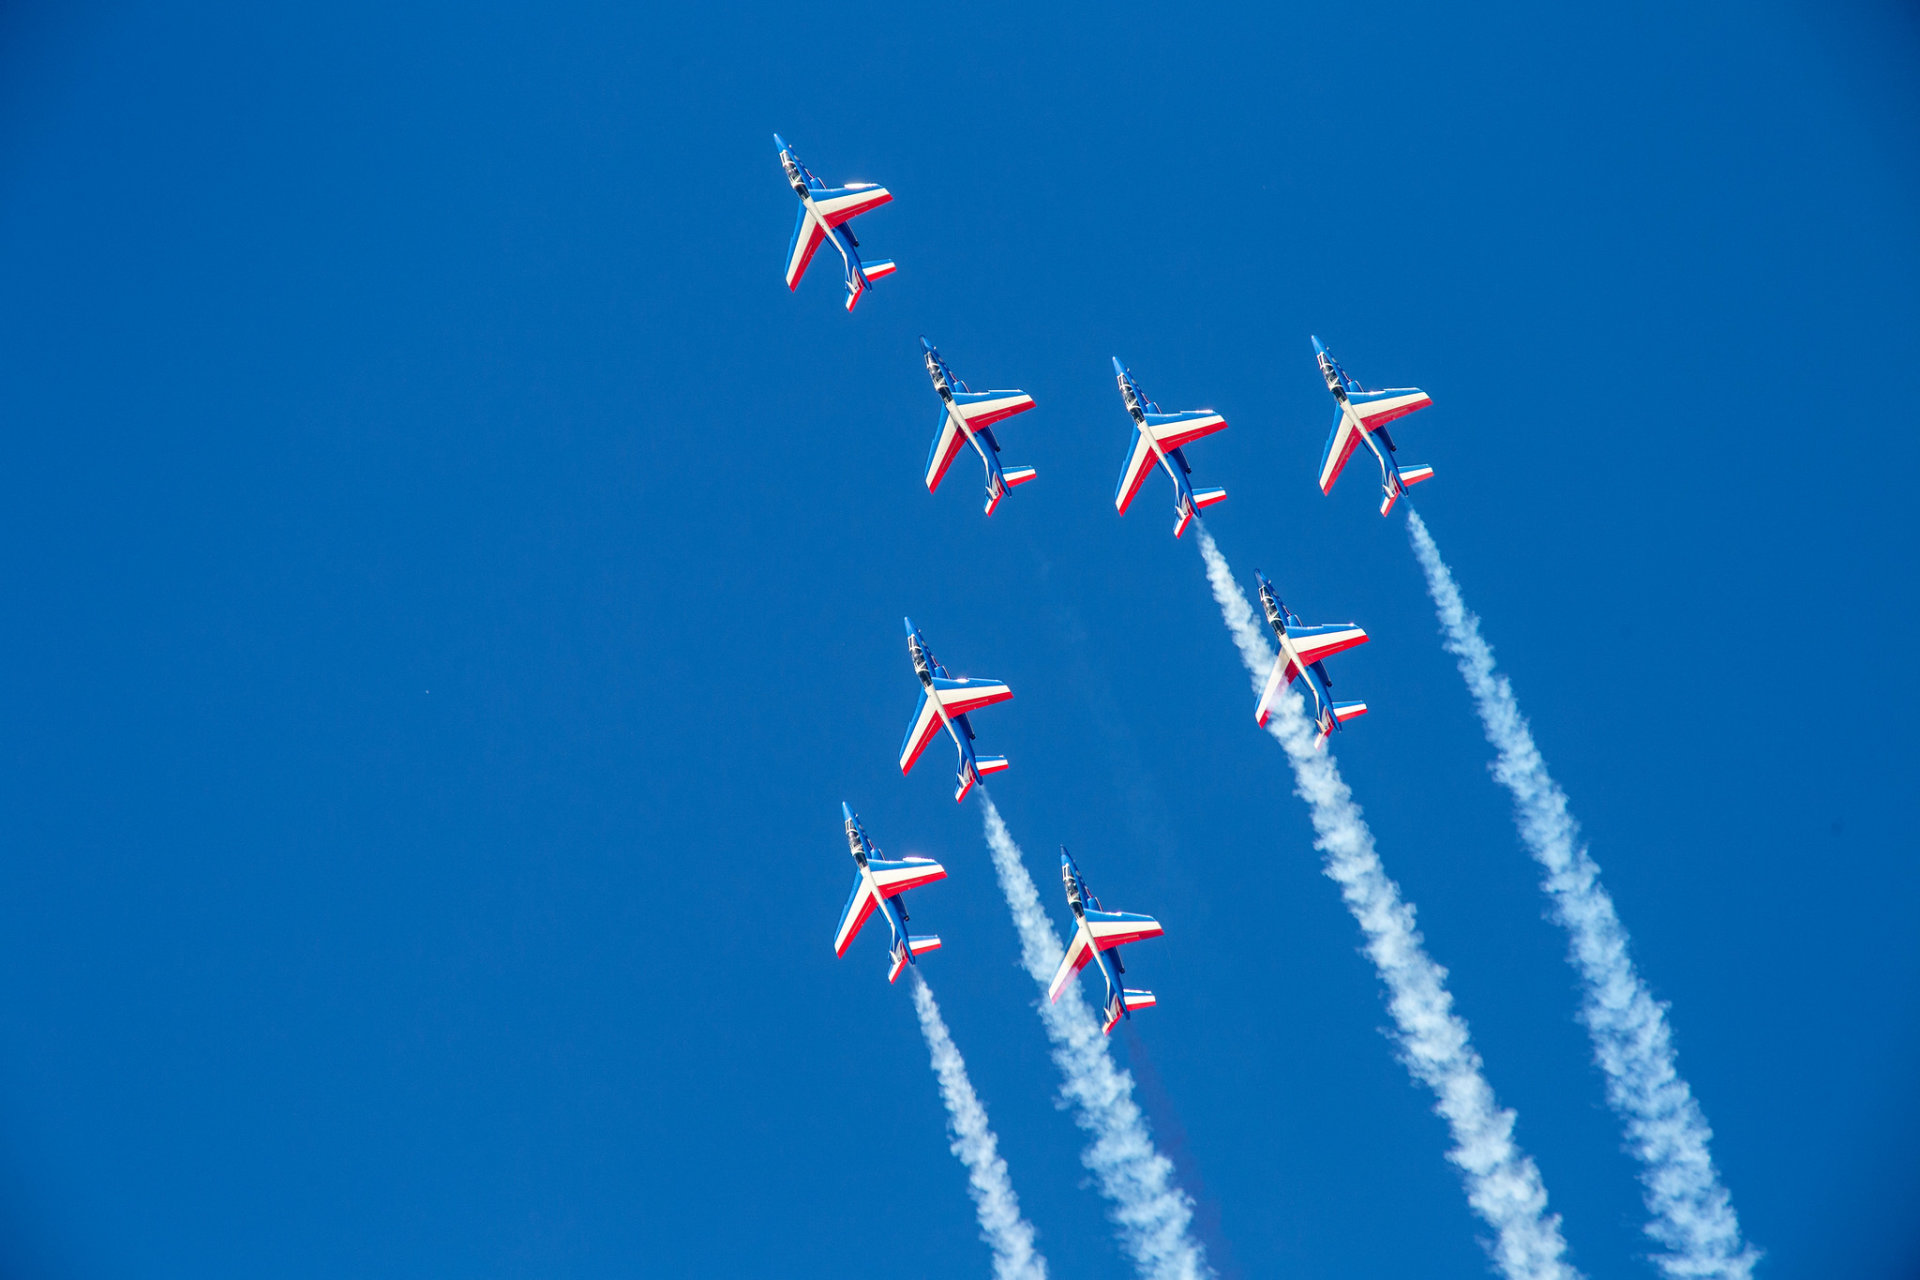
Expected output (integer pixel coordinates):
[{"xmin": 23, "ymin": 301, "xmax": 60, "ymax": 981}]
[{"xmin": 1, "ymin": 1, "xmax": 1916, "ymax": 1275}]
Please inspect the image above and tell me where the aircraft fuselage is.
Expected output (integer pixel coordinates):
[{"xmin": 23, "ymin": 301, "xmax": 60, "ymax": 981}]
[
  {"xmin": 930, "ymin": 380, "xmax": 1004, "ymax": 497},
  {"xmin": 911, "ymin": 639, "xmax": 979, "ymax": 786},
  {"xmin": 1120, "ymin": 392, "xmax": 1197, "ymax": 517},
  {"xmin": 1331, "ymin": 389, "xmax": 1404, "ymax": 500}
]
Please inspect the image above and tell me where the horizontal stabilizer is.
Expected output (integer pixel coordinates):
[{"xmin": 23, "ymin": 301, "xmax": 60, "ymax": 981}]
[
  {"xmin": 1379, "ymin": 486, "xmax": 1400, "ymax": 517},
  {"xmin": 976, "ymin": 754, "xmax": 1010, "ymax": 776},
  {"xmin": 888, "ymin": 933, "xmax": 943, "ymax": 982},
  {"xmin": 1193, "ymin": 487, "xmax": 1227, "ymax": 509},
  {"xmin": 864, "ymin": 258, "xmax": 897, "ymax": 281},
  {"xmin": 1334, "ymin": 701, "xmax": 1368, "ymax": 723},
  {"xmin": 1002, "ymin": 466, "xmax": 1037, "ymax": 487},
  {"xmin": 1396, "ymin": 463, "xmax": 1434, "ymax": 486},
  {"xmin": 1123, "ymin": 989, "xmax": 1156, "ymax": 1011}
]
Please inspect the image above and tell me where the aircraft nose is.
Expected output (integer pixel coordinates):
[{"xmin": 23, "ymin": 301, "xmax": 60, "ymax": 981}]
[
  {"xmin": 902, "ymin": 616, "xmax": 915, "ymax": 634},
  {"xmin": 1110, "ymin": 356, "xmax": 1126, "ymax": 376},
  {"xmin": 773, "ymin": 133, "xmax": 788, "ymax": 150},
  {"xmin": 1310, "ymin": 334, "xmax": 1326, "ymax": 354},
  {"xmin": 841, "ymin": 801, "xmax": 855, "ymax": 821},
  {"xmin": 920, "ymin": 336, "xmax": 935, "ymax": 352}
]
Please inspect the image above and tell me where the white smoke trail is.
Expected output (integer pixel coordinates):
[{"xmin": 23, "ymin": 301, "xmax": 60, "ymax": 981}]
[
  {"xmin": 979, "ymin": 795, "xmax": 1212, "ymax": 1280},
  {"xmin": 1195, "ymin": 526, "xmax": 1578, "ymax": 1280},
  {"xmin": 1405, "ymin": 510, "xmax": 1757, "ymax": 1279},
  {"xmin": 910, "ymin": 973, "xmax": 1051, "ymax": 1280}
]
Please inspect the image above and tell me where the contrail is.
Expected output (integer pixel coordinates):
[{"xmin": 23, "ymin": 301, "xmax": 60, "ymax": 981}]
[
  {"xmin": 1406, "ymin": 510, "xmax": 1757, "ymax": 1279},
  {"xmin": 1195, "ymin": 526, "xmax": 1578, "ymax": 1280},
  {"xmin": 909, "ymin": 973, "xmax": 1051, "ymax": 1280},
  {"xmin": 979, "ymin": 794, "xmax": 1213, "ymax": 1280}
]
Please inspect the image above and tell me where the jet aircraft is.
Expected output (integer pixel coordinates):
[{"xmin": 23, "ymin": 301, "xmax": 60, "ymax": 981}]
[
  {"xmin": 1111, "ymin": 358, "xmax": 1229, "ymax": 538},
  {"xmin": 775, "ymin": 134, "xmax": 896, "ymax": 311},
  {"xmin": 1047, "ymin": 850, "xmax": 1164, "ymax": 1035},
  {"xmin": 1253, "ymin": 571, "xmax": 1369, "ymax": 740},
  {"xmin": 920, "ymin": 338, "xmax": 1037, "ymax": 515},
  {"xmin": 899, "ymin": 619, "xmax": 1013, "ymax": 804},
  {"xmin": 1313, "ymin": 336, "xmax": 1433, "ymax": 515},
  {"xmin": 833, "ymin": 804, "xmax": 946, "ymax": 983}
]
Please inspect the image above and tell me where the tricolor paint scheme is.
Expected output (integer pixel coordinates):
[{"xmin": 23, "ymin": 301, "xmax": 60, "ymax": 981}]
[
  {"xmin": 1254, "ymin": 570, "xmax": 1370, "ymax": 741},
  {"xmin": 775, "ymin": 134, "xmax": 896, "ymax": 312},
  {"xmin": 899, "ymin": 619, "xmax": 1014, "ymax": 804},
  {"xmin": 920, "ymin": 338, "xmax": 1037, "ymax": 515},
  {"xmin": 833, "ymin": 804, "xmax": 946, "ymax": 983},
  {"xmin": 1047, "ymin": 850, "xmax": 1163, "ymax": 1035},
  {"xmin": 1312, "ymin": 336, "xmax": 1434, "ymax": 516},
  {"xmin": 1111, "ymin": 358, "xmax": 1229, "ymax": 538}
]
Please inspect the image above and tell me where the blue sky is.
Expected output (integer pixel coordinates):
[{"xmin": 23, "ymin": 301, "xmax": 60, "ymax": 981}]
[{"xmin": 1, "ymin": 1, "xmax": 1917, "ymax": 1275}]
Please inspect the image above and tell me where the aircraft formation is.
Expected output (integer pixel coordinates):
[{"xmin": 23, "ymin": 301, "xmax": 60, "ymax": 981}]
[
  {"xmin": 778, "ymin": 132, "xmax": 1436, "ymax": 1001},
  {"xmin": 782, "ymin": 132, "xmax": 1760, "ymax": 1280}
]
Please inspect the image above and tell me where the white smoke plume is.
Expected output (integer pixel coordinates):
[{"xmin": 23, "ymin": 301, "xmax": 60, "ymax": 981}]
[
  {"xmin": 910, "ymin": 973, "xmax": 1051, "ymax": 1280},
  {"xmin": 1406, "ymin": 510, "xmax": 1757, "ymax": 1279},
  {"xmin": 979, "ymin": 795, "xmax": 1213, "ymax": 1280},
  {"xmin": 1195, "ymin": 526, "xmax": 1579, "ymax": 1280}
]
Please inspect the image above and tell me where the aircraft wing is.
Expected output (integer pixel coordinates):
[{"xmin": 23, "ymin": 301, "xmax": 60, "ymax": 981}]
[
  {"xmin": 931, "ymin": 675, "xmax": 1012, "ymax": 717},
  {"xmin": 1048, "ymin": 928, "xmax": 1098, "ymax": 1003},
  {"xmin": 833, "ymin": 878, "xmax": 881, "ymax": 956},
  {"xmin": 1144, "ymin": 410, "xmax": 1227, "ymax": 452},
  {"xmin": 1347, "ymin": 387, "xmax": 1431, "ymax": 429},
  {"xmin": 785, "ymin": 206, "xmax": 827, "ymax": 291},
  {"xmin": 1317, "ymin": 408, "xmax": 1367, "ymax": 494},
  {"xmin": 1085, "ymin": 909, "xmax": 1163, "ymax": 950},
  {"xmin": 899, "ymin": 689, "xmax": 946, "ymax": 775},
  {"xmin": 924, "ymin": 407, "xmax": 970, "ymax": 493},
  {"xmin": 1255, "ymin": 625, "xmax": 1367, "ymax": 726},
  {"xmin": 811, "ymin": 184, "xmax": 893, "ymax": 227},
  {"xmin": 867, "ymin": 856, "xmax": 948, "ymax": 898},
  {"xmin": 1113, "ymin": 426, "xmax": 1159, "ymax": 515},
  {"xmin": 1288, "ymin": 623, "xmax": 1368, "ymax": 665},
  {"xmin": 1255, "ymin": 650, "xmax": 1300, "ymax": 727},
  {"xmin": 951, "ymin": 390, "xmax": 1035, "ymax": 431}
]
